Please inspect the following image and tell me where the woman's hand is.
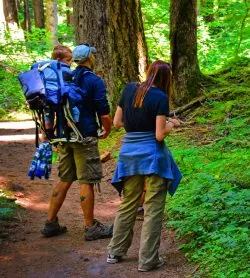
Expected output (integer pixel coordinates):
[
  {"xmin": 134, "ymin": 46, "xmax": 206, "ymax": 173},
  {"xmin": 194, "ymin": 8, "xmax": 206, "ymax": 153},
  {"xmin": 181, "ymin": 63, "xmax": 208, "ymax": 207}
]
[{"xmin": 168, "ymin": 118, "xmax": 181, "ymax": 127}]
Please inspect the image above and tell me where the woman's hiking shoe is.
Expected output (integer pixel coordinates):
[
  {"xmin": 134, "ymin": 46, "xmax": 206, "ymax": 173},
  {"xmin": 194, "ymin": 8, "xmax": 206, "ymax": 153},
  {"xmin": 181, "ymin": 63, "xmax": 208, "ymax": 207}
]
[
  {"xmin": 136, "ymin": 206, "xmax": 144, "ymax": 221},
  {"xmin": 84, "ymin": 219, "xmax": 113, "ymax": 241},
  {"xmin": 138, "ymin": 257, "xmax": 165, "ymax": 272},
  {"xmin": 107, "ymin": 254, "xmax": 122, "ymax": 264},
  {"xmin": 41, "ymin": 217, "xmax": 67, "ymax": 237}
]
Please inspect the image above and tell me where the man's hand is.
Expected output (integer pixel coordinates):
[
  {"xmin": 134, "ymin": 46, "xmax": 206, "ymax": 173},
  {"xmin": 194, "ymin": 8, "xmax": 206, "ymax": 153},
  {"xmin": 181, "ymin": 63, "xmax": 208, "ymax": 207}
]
[
  {"xmin": 99, "ymin": 114, "xmax": 112, "ymax": 139},
  {"xmin": 98, "ymin": 129, "xmax": 109, "ymax": 139}
]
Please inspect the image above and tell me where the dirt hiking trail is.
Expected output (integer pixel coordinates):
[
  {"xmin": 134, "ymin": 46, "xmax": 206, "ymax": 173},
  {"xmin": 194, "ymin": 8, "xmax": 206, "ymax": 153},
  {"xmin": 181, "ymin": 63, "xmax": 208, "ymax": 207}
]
[{"xmin": 0, "ymin": 121, "xmax": 195, "ymax": 278}]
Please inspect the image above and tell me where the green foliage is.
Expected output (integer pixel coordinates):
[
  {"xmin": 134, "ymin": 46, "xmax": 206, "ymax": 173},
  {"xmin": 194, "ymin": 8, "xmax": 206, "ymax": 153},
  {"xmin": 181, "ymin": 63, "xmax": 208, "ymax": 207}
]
[
  {"xmin": 166, "ymin": 62, "xmax": 250, "ymax": 277},
  {"xmin": 98, "ymin": 128, "xmax": 125, "ymax": 155},
  {"xmin": 0, "ymin": 28, "xmax": 53, "ymax": 63},
  {"xmin": 141, "ymin": 0, "xmax": 170, "ymax": 62},
  {"xmin": 0, "ymin": 67, "xmax": 26, "ymax": 118},
  {"xmin": 197, "ymin": 0, "xmax": 250, "ymax": 72},
  {"xmin": 141, "ymin": 0, "xmax": 250, "ymax": 72},
  {"xmin": 58, "ymin": 23, "xmax": 75, "ymax": 45},
  {"xmin": 0, "ymin": 24, "xmax": 74, "ymax": 118},
  {"xmin": 0, "ymin": 190, "xmax": 19, "ymax": 220}
]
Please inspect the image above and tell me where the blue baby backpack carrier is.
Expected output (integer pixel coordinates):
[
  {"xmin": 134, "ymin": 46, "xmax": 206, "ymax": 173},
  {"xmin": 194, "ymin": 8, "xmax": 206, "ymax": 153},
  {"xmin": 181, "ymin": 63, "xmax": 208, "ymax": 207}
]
[{"xmin": 18, "ymin": 60, "xmax": 87, "ymax": 146}]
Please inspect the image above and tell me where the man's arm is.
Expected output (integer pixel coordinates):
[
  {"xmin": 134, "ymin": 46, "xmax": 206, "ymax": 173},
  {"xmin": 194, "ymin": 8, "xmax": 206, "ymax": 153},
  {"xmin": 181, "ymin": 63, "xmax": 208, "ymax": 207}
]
[{"xmin": 90, "ymin": 75, "xmax": 111, "ymax": 138}]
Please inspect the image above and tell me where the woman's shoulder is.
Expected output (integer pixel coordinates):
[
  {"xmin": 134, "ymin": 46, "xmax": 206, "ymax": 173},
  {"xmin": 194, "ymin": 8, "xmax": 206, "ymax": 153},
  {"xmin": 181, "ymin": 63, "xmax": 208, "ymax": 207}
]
[
  {"xmin": 148, "ymin": 87, "xmax": 168, "ymax": 99},
  {"xmin": 122, "ymin": 82, "xmax": 139, "ymax": 95},
  {"xmin": 125, "ymin": 82, "xmax": 139, "ymax": 90}
]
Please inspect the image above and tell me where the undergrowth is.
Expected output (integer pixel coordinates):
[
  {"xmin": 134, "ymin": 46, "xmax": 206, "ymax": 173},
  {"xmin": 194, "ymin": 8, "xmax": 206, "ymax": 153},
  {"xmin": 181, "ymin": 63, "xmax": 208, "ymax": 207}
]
[
  {"xmin": 0, "ymin": 67, "xmax": 27, "ymax": 119},
  {"xmin": 0, "ymin": 190, "xmax": 19, "ymax": 220},
  {"xmin": 166, "ymin": 60, "xmax": 250, "ymax": 277}
]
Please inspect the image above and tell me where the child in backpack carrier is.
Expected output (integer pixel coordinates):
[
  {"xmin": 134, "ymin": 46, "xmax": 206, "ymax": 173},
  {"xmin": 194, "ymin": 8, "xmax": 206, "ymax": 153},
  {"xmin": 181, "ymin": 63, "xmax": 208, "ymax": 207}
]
[{"xmin": 43, "ymin": 45, "xmax": 77, "ymax": 141}]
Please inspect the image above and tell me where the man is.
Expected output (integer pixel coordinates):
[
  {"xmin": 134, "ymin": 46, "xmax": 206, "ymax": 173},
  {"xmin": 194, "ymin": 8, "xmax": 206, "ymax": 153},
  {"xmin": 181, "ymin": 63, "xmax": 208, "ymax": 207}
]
[{"xmin": 41, "ymin": 44, "xmax": 113, "ymax": 241}]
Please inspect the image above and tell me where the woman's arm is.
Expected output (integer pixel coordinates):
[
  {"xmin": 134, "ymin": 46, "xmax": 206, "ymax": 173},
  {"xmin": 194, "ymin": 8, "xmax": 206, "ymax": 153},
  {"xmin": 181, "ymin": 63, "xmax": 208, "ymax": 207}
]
[
  {"xmin": 113, "ymin": 106, "xmax": 124, "ymax": 128},
  {"xmin": 155, "ymin": 115, "xmax": 180, "ymax": 141}
]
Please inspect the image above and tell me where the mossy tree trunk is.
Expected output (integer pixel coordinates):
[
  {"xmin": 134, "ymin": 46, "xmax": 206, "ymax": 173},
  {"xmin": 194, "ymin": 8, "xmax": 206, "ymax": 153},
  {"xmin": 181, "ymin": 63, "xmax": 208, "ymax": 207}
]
[
  {"xmin": 45, "ymin": 0, "xmax": 58, "ymax": 45},
  {"xmin": 170, "ymin": 0, "xmax": 201, "ymax": 106},
  {"xmin": 32, "ymin": 0, "xmax": 45, "ymax": 28},
  {"xmin": 66, "ymin": 0, "xmax": 73, "ymax": 26},
  {"xmin": 73, "ymin": 0, "xmax": 148, "ymax": 113}
]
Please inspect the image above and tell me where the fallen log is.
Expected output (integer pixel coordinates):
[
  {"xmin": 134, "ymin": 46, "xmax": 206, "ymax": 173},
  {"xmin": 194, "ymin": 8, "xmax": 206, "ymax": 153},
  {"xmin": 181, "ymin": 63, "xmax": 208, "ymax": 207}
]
[{"xmin": 169, "ymin": 96, "xmax": 206, "ymax": 116}]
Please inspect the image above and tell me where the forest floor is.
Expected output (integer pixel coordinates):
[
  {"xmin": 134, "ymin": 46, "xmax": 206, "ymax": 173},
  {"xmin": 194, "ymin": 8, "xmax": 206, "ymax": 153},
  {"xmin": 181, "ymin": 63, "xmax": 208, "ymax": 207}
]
[{"xmin": 0, "ymin": 120, "xmax": 195, "ymax": 278}]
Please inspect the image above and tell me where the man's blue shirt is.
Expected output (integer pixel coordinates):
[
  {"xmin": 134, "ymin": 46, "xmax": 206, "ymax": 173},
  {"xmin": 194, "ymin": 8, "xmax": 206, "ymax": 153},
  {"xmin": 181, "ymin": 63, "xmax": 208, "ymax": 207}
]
[{"xmin": 73, "ymin": 66, "xmax": 110, "ymax": 137}]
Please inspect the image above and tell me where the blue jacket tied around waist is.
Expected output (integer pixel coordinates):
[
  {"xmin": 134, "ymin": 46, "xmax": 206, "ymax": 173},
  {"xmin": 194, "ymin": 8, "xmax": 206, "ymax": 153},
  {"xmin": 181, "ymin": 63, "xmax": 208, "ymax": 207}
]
[{"xmin": 112, "ymin": 132, "xmax": 182, "ymax": 196}]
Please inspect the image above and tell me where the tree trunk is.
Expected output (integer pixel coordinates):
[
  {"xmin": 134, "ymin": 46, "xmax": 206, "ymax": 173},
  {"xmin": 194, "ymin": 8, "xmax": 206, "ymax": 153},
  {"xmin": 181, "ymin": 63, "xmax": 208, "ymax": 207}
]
[
  {"xmin": 170, "ymin": 0, "xmax": 201, "ymax": 106},
  {"xmin": 23, "ymin": 0, "xmax": 32, "ymax": 33},
  {"xmin": 32, "ymin": 0, "xmax": 45, "ymax": 28},
  {"xmin": 73, "ymin": 0, "xmax": 148, "ymax": 112},
  {"xmin": 0, "ymin": 0, "xmax": 5, "ymax": 37},
  {"xmin": 66, "ymin": 0, "xmax": 73, "ymax": 26},
  {"xmin": 3, "ymin": 0, "xmax": 19, "ymax": 28},
  {"xmin": 45, "ymin": 0, "xmax": 58, "ymax": 45}
]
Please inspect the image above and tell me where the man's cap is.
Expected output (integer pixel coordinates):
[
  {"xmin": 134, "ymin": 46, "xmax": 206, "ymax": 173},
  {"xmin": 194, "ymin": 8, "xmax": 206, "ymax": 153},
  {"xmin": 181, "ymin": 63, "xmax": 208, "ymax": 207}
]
[{"xmin": 72, "ymin": 44, "xmax": 96, "ymax": 62}]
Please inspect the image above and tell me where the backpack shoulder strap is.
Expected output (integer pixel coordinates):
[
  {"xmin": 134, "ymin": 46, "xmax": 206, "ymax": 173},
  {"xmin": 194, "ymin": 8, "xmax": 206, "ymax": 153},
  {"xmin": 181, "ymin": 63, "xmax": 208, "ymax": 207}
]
[
  {"xmin": 74, "ymin": 68, "xmax": 94, "ymax": 88},
  {"xmin": 38, "ymin": 62, "xmax": 51, "ymax": 71}
]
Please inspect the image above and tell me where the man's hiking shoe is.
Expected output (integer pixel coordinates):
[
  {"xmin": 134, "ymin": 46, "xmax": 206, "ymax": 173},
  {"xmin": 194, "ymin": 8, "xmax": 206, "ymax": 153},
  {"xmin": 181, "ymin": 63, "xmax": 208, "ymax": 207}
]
[
  {"xmin": 84, "ymin": 219, "xmax": 113, "ymax": 241},
  {"xmin": 41, "ymin": 217, "xmax": 67, "ymax": 237},
  {"xmin": 107, "ymin": 254, "xmax": 122, "ymax": 264},
  {"xmin": 138, "ymin": 257, "xmax": 165, "ymax": 272}
]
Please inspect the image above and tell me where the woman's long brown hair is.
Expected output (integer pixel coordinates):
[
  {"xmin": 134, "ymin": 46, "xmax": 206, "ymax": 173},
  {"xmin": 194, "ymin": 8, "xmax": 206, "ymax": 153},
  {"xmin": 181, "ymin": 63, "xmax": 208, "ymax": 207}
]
[{"xmin": 134, "ymin": 60, "xmax": 172, "ymax": 108}]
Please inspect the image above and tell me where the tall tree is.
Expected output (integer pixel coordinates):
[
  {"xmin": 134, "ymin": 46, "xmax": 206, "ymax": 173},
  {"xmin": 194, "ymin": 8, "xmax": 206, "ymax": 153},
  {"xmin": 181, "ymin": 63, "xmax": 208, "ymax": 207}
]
[
  {"xmin": 66, "ymin": 0, "xmax": 73, "ymax": 26},
  {"xmin": 45, "ymin": 0, "xmax": 58, "ymax": 45},
  {"xmin": 170, "ymin": 0, "xmax": 201, "ymax": 106},
  {"xmin": 73, "ymin": 0, "xmax": 148, "ymax": 111},
  {"xmin": 23, "ymin": 0, "xmax": 32, "ymax": 32},
  {"xmin": 3, "ymin": 0, "xmax": 19, "ymax": 29},
  {"xmin": 32, "ymin": 0, "xmax": 45, "ymax": 28}
]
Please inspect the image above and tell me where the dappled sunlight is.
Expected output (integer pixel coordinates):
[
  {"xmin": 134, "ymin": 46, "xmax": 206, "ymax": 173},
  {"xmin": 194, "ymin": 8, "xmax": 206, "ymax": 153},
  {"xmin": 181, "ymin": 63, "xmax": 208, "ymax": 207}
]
[
  {"xmin": 0, "ymin": 121, "xmax": 40, "ymax": 142},
  {"xmin": 0, "ymin": 255, "xmax": 13, "ymax": 262},
  {"xmin": 16, "ymin": 195, "xmax": 49, "ymax": 212},
  {"xmin": 0, "ymin": 121, "xmax": 35, "ymax": 130},
  {"xmin": 0, "ymin": 134, "xmax": 36, "ymax": 141},
  {"xmin": 137, "ymin": 31, "xmax": 147, "ymax": 81},
  {"xmin": 0, "ymin": 176, "xmax": 8, "ymax": 185}
]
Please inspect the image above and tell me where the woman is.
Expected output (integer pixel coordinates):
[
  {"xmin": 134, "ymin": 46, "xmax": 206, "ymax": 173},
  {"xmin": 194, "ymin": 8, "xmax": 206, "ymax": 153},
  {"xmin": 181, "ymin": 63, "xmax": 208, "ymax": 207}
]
[{"xmin": 107, "ymin": 60, "xmax": 182, "ymax": 272}]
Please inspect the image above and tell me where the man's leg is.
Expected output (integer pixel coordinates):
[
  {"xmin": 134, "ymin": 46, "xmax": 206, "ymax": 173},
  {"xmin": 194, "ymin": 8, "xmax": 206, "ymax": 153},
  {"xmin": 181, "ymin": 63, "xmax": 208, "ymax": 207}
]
[
  {"xmin": 48, "ymin": 180, "xmax": 72, "ymax": 221},
  {"xmin": 80, "ymin": 183, "xmax": 113, "ymax": 240},
  {"xmin": 41, "ymin": 180, "xmax": 72, "ymax": 237},
  {"xmin": 72, "ymin": 138, "xmax": 112, "ymax": 240},
  {"xmin": 80, "ymin": 183, "xmax": 94, "ymax": 226}
]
